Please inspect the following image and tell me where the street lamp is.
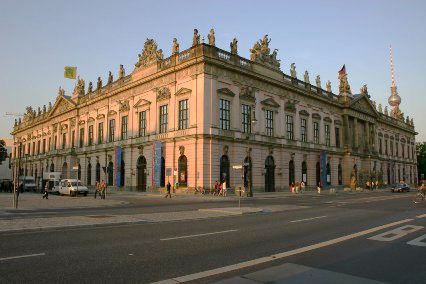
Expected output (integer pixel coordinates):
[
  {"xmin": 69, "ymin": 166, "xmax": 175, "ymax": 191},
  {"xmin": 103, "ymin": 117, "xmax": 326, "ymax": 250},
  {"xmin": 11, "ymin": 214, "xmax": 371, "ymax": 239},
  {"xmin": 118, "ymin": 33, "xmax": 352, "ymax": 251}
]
[{"xmin": 246, "ymin": 108, "xmax": 257, "ymax": 198}]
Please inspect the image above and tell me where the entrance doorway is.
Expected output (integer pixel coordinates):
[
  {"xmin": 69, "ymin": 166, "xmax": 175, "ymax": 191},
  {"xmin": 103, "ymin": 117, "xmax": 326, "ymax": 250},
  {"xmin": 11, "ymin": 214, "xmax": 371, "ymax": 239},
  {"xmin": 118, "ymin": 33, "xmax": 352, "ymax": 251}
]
[
  {"xmin": 265, "ymin": 155, "xmax": 275, "ymax": 192},
  {"xmin": 137, "ymin": 156, "xmax": 147, "ymax": 191}
]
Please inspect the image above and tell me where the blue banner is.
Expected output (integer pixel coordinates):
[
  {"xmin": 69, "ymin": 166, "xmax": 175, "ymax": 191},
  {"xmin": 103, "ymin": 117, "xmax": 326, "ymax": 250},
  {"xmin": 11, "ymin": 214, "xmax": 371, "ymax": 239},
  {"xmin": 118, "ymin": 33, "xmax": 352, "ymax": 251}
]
[
  {"xmin": 114, "ymin": 146, "xmax": 122, "ymax": 186},
  {"xmin": 152, "ymin": 141, "xmax": 162, "ymax": 187},
  {"xmin": 320, "ymin": 151, "xmax": 327, "ymax": 188}
]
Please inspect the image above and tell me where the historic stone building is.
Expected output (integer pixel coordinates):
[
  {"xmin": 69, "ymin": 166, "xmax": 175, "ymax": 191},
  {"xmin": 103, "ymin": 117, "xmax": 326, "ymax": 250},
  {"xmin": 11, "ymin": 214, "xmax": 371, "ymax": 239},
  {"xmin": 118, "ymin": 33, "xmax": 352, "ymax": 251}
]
[{"xmin": 10, "ymin": 30, "xmax": 417, "ymax": 192}]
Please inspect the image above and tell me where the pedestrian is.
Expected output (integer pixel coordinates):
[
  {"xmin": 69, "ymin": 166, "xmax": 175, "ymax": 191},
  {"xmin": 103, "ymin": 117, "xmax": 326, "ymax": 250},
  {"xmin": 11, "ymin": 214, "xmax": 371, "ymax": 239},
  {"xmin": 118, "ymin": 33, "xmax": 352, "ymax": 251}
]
[
  {"xmin": 94, "ymin": 181, "xmax": 99, "ymax": 199},
  {"xmin": 295, "ymin": 182, "xmax": 300, "ymax": 194},
  {"xmin": 42, "ymin": 182, "xmax": 49, "ymax": 199},
  {"xmin": 165, "ymin": 181, "xmax": 172, "ymax": 198},
  {"xmin": 101, "ymin": 180, "xmax": 106, "ymax": 199},
  {"xmin": 218, "ymin": 182, "xmax": 223, "ymax": 196},
  {"xmin": 317, "ymin": 182, "xmax": 322, "ymax": 194},
  {"xmin": 300, "ymin": 181, "xmax": 305, "ymax": 193},
  {"xmin": 222, "ymin": 181, "xmax": 227, "ymax": 197}
]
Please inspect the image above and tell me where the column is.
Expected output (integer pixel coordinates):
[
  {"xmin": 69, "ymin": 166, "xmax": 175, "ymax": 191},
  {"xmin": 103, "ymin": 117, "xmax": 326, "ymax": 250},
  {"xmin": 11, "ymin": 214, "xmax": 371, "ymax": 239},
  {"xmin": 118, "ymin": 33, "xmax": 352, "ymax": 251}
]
[
  {"xmin": 365, "ymin": 122, "xmax": 370, "ymax": 152},
  {"xmin": 343, "ymin": 114, "xmax": 350, "ymax": 147},
  {"xmin": 353, "ymin": 117, "xmax": 358, "ymax": 150}
]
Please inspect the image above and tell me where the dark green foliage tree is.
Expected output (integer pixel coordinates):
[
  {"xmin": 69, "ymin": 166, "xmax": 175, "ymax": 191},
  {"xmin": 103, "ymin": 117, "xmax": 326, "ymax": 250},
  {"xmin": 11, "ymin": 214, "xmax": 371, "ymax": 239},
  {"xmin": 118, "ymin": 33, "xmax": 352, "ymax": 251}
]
[
  {"xmin": 0, "ymin": 140, "xmax": 7, "ymax": 165},
  {"xmin": 417, "ymin": 142, "xmax": 426, "ymax": 183}
]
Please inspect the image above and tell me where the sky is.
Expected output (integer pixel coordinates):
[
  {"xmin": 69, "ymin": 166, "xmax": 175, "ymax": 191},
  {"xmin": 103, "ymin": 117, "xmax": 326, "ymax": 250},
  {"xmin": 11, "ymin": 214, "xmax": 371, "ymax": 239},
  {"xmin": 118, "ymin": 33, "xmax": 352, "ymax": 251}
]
[{"xmin": 1, "ymin": 0, "xmax": 425, "ymax": 140}]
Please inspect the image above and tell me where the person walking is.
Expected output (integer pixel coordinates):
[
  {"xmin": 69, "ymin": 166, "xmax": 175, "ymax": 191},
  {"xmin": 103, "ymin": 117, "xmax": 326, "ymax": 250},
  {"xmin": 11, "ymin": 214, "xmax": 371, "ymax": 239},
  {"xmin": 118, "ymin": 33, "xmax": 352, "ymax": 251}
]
[
  {"xmin": 300, "ymin": 181, "xmax": 305, "ymax": 193},
  {"xmin": 101, "ymin": 180, "xmax": 106, "ymax": 199},
  {"xmin": 222, "ymin": 181, "xmax": 227, "ymax": 197},
  {"xmin": 94, "ymin": 181, "xmax": 99, "ymax": 199},
  {"xmin": 42, "ymin": 182, "xmax": 49, "ymax": 199},
  {"xmin": 213, "ymin": 181, "xmax": 218, "ymax": 196},
  {"xmin": 165, "ymin": 181, "xmax": 172, "ymax": 198},
  {"xmin": 317, "ymin": 182, "xmax": 322, "ymax": 194}
]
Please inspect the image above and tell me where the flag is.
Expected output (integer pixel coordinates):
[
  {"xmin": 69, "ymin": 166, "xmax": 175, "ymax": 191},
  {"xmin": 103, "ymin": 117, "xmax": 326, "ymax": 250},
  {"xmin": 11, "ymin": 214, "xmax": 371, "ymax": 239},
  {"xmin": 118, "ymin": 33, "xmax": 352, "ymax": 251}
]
[
  {"xmin": 64, "ymin": 66, "xmax": 77, "ymax": 79},
  {"xmin": 338, "ymin": 65, "xmax": 346, "ymax": 76}
]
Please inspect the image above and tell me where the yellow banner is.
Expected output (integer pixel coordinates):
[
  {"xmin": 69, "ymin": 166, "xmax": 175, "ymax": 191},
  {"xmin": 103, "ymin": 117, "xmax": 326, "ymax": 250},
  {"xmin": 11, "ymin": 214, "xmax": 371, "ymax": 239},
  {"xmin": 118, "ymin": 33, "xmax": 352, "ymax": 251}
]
[{"xmin": 64, "ymin": 66, "xmax": 77, "ymax": 79}]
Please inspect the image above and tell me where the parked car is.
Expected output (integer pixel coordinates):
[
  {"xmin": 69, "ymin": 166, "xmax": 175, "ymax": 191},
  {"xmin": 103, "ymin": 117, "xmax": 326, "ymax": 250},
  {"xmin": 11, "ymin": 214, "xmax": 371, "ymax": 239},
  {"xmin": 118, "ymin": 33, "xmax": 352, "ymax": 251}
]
[
  {"xmin": 391, "ymin": 183, "xmax": 410, "ymax": 193},
  {"xmin": 59, "ymin": 179, "xmax": 88, "ymax": 196},
  {"xmin": 18, "ymin": 176, "xmax": 37, "ymax": 192}
]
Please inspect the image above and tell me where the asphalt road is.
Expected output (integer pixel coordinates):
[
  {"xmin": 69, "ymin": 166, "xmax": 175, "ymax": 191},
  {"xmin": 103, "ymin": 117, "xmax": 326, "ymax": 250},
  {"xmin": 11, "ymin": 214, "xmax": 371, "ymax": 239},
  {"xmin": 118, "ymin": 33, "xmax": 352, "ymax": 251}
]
[{"xmin": 0, "ymin": 191, "xmax": 425, "ymax": 283}]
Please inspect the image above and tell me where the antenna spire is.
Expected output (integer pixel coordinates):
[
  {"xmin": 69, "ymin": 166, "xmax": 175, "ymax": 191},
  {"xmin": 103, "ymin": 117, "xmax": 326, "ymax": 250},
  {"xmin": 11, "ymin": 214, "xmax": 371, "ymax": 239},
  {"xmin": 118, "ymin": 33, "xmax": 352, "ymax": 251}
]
[{"xmin": 390, "ymin": 45, "xmax": 396, "ymax": 87}]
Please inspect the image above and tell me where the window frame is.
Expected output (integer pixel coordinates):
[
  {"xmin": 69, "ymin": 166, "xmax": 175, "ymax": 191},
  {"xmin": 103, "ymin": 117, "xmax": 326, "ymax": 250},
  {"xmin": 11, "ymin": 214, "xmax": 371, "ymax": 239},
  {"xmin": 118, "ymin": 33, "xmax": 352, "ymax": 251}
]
[{"xmin": 219, "ymin": 99, "xmax": 231, "ymax": 130}]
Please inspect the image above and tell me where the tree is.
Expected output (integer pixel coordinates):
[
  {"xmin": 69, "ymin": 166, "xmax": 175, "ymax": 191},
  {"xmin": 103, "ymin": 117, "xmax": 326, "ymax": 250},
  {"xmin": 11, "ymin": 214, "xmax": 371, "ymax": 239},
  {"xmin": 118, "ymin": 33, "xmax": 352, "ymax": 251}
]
[
  {"xmin": 416, "ymin": 142, "xmax": 426, "ymax": 183},
  {"xmin": 0, "ymin": 139, "xmax": 7, "ymax": 165}
]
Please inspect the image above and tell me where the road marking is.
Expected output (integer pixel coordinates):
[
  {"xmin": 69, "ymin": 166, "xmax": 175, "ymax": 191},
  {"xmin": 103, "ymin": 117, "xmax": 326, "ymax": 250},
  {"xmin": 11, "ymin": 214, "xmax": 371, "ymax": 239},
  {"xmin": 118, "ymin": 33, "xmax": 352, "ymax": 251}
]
[
  {"xmin": 407, "ymin": 234, "xmax": 426, "ymax": 247},
  {"xmin": 368, "ymin": 225, "xmax": 423, "ymax": 242},
  {"xmin": 290, "ymin": 216, "xmax": 327, "ymax": 223},
  {"xmin": 0, "ymin": 253, "xmax": 45, "ymax": 262},
  {"xmin": 151, "ymin": 219, "xmax": 412, "ymax": 284},
  {"xmin": 416, "ymin": 214, "xmax": 426, "ymax": 219},
  {"xmin": 160, "ymin": 229, "xmax": 237, "ymax": 241}
]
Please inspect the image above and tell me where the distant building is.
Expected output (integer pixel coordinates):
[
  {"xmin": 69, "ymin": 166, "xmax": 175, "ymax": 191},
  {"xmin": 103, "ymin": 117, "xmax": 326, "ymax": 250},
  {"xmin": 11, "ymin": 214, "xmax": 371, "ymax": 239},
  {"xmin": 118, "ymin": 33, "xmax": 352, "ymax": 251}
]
[
  {"xmin": 10, "ymin": 31, "xmax": 417, "ymax": 191},
  {"xmin": 0, "ymin": 138, "xmax": 13, "ymax": 181}
]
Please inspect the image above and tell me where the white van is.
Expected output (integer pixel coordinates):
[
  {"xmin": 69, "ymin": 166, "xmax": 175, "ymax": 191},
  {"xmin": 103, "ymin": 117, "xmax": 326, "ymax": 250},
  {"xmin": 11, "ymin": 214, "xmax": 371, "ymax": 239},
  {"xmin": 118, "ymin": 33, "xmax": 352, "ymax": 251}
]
[
  {"xmin": 42, "ymin": 172, "xmax": 62, "ymax": 193},
  {"xmin": 59, "ymin": 179, "xmax": 89, "ymax": 197},
  {"xmin": 18, "ymin": 176, "xmax": 37, "ymax": 192}
]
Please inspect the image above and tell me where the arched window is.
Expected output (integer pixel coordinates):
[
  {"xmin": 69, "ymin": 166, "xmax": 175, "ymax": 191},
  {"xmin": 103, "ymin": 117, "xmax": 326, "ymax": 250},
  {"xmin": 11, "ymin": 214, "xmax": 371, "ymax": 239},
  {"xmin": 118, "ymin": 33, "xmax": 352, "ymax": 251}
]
[
  {"xmin": 120, "ymin": 159, "xmax": 125, "ymax": 187},
  {"xmin": 326, "ymin": 163, "xmax": 331, "ymax": 185},
  {"xmin": 338, "ymin": 163, "xmax": 342, "ymax": 185},
  {"xmin": 62, "ymin": 162, "xmax": 68, "ymax": 179},
  {"xmin": 302, "ymin": 161, "xmax": 307, "ymax": 185},
  {"xmin": 220, "ymin": 155, "xmax": 230, "ymax": 186},
  {"xmin": 289, "ymin": 160, "xmax": 295, "ymax": 185},
  {"xmin": 316, "ymin": 161, "xmax": 320, "ymax": 186},
  {"xmin": 160, "ymin": 157, "xmax": 165, "ymax": 187},
  {"xmin": 178, "ymin": 155, "xmax": 187, "ymax": 187},
  {"xmin": 50, "ymin": 163, "xmax": 54, "ymax": 172},
  {"xmin": 108, "ymin": 161, "xmax": 114, "ymax": 186},
  {"xmin": 96, "ymin": 162, "xmax": 101, "ymax": 183},
  {"xmin": 87, "ymin": 163, "xmax": 92, "ymax": 186},
  {"xmin": 265, "ymin": 155, "xmax": 275, "ymax": 192}
]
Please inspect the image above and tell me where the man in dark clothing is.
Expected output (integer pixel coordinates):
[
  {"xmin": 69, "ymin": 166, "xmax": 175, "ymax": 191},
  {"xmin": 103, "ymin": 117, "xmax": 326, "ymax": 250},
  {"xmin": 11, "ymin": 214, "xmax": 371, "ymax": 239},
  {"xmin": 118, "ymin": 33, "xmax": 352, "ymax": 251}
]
[
  {"xmin": 165, "ymin": 181, "xmax": 172, "ymax": 198},
  {"xmin": 42, "ymin": 182, "xmax": 49, "ymax": 199}
]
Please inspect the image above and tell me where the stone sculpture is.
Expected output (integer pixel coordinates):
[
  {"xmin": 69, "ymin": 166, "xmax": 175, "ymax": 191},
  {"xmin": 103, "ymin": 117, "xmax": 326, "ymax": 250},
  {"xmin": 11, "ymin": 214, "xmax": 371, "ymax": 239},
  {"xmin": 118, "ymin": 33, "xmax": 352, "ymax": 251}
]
[
  {"xmin": 207, "ymin": 28, "xmax": 215, "ymax": 46},
  {"xmin": 192, "ymin": 29, "xmax": 200, "ymax": 46},
  {"xmin": 290, "ymin": 63, "xmax": 297, "ymax": 78},
  {"xmin": 172, "ymin": 38, "xmax": 179, "ymax": 54},
  {"xmin": 378, "ymin": 103, "xmax": 382, "ymax": 113},
  {"xmin": 326, "ymin": 80, "xmax": 331, "ymax": 92},
  {"xmin": 58, "ymin": 86, "xmax": 65, "ymax": 96},
  {"xmin": 249, "ymin": 35, "xmax": 280, "ymax": 70},
  {"xmin": 119, "ymin": 64, "xmax": 125, "ymax": 79},
  {"xmin": 384, "ymin": 106, "xmax": 388, "ymax": 115},
  {"xmin": 304, "ymin": 71, "xmax": 310, "ymax": 84},
  {"xmin": 338, "ymin": 70, "xmax": 351, "ymax": 94},
  {"xmin": 135, "ymin": 38, "xmax": 162, "ymax": 68},
  {"xmin": 230, "ymin": 38, "xmax": 238, "ymax": 55},
  {"xmin": 108, "ymin": 71, "xmax": 113, "ymax": 85},
  {"xmin": 316, "ymin": 75, "xmax": 321, "ymax": 89},
  {"xmin": 360, "ymin": 84, "xmax": 368, "ymax": 96},
  {"xmin": 88, "ymin": 82, "xmax": 93, "ymax": 93},
  {"xmin": 43, "ymin": 105, "xmax": 46, "ymax": 113},
  {"xmin": 48, "ymin": 102, "xmax": 52, "ymax": 111},
  {"xmin": 73, "ymin": 77, "xmax": 85, "ymax": 96},
  {"xmin": 97, "ymin": 77, "xmax": 102, "ymax": 90}
]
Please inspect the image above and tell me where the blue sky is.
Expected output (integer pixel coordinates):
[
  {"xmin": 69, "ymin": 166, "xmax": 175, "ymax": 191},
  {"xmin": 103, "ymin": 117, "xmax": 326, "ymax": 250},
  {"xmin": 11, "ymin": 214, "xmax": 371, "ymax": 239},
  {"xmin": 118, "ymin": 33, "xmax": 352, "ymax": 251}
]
[{"xmin": 1, "ymin": 0, "xmax": 425, "ymax": 140}]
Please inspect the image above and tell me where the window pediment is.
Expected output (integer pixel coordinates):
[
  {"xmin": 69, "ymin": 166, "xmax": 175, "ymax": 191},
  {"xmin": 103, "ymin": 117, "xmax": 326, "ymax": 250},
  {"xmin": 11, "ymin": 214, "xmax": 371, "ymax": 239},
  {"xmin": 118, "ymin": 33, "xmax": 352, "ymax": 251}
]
[
  {"xmin": 157, "ymin": 87, "xmax": 171, "ymax": 102},
  {"xmin": 96, "ymin": 114, "xmax": 105, "ymax": 119},
  {"xmin": 312, "ymin": 113, "xmax": 321, "ymax": 120},
  {"xmin": 134, "ymin": 98, "xmax": 151, "ymax": 109},
  {"xmin": 87, "ymin": 117, "xmax": 95, "ymax": 123},
  {"xmin": 239, "ymin": 86, "xmax": 255, "ymax": 102},
  {"xmin": 299, "ymin": 110, "xmax": 309, "ymax": 116},
  {"xmin": 108, "ymin": 110, "xmax": 117, "ymax": 116},
  {"xmin": 261, "ymin": 97, "xmax": 280, "ymax": 108},
  {"xmin": 175, "ymin": 88, "xmax": 191, "ymax": 96},
  {"xmin": 324, "ymin": 117, "xmax": 332, "ymax": 123},
  {"xmin": 217, "ymin": 88, "xmax": 236, "ymax": 97},
  {"xmin": 334, "ymin": 120, "xmax": 342, "ymax": 125}
]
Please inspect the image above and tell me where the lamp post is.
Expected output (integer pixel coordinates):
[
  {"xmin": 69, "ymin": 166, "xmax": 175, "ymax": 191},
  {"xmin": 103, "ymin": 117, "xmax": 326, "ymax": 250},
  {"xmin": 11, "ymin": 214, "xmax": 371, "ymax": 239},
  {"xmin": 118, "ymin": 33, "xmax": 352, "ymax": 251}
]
[{"xmin": 246, "ymin": 108, "xmax": 257, "ymax": 198}]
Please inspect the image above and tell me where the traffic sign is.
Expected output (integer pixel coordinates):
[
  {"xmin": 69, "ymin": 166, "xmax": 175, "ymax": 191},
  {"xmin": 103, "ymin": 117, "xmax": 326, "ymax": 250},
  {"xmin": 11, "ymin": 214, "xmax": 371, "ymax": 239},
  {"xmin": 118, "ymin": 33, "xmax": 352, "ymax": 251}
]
[{"xmin": 232, "ymin": 165, "xmax": 243, "ymax": 170}]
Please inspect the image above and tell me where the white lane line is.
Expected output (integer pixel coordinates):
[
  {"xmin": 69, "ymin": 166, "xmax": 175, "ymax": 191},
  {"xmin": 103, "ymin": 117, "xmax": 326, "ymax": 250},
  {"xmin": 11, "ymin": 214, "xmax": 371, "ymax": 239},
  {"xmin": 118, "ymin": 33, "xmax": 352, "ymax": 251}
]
[
  {"xmin": 160, "ymin": 229, "xmax": 237, "ymax": 241},
  {"xmin": 0, "ymin": 253, "xmax": 45, "ymax": 262},
  {"xmin": 290, "ymin": 216, "xmax": 327, "ymax": 223},
  {"xmin": 416, "ymin": 214, "xmax": 426, "ymax": 219},
  {"xmin": 151, "ymin": 218, "xmax": 413, "ymax": 284}
]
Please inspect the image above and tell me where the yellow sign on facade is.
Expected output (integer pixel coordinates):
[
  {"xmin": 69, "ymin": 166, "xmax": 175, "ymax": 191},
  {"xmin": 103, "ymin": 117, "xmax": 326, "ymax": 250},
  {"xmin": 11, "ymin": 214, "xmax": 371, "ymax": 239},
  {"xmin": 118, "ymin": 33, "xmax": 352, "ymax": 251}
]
[{"xmin": 64, "ymin": 66, "xmax": 77, "ymax": 79}]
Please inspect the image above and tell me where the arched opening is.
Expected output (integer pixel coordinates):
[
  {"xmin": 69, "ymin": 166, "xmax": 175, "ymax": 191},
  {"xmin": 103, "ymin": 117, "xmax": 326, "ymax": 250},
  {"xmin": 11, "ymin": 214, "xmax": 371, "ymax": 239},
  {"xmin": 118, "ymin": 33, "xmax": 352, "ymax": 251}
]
[
  {"xmin": 387, "ymin": 163, "xmax": 390, "ymax": 185},
  {"xmin": 316, "ymin": 161, "xmax": 320, "ymax": 186},
  {"xmin": 302, "ymin": 161, "xmax": 307, "ymax": 185},
  {"xmin": 220, "ymin": 155, "xmax": 230, "ymax": 186},
  {"xmin": 108, "ymin": 161, "xmax": 114, "ymax": 186},
  {"xmin": 178, "ymin": 155, "xmax": 187, "ymax": 187},
  {"xmin": 326, "ymin": 163, "xmax": 331, "ymax": 185},
  {"xmin": 87, "ymin": 163, "xmax": 92, "ymax": 186},
  {"xmin": 243, "ymin": 156, "xmax": 252, "ymax": 188},
  {"xmin": 265, "ymin": 155, "xmax": 275, "ymax": 192},
  {"xmin": 77, "ymin": 164, "xmax": 81, "ymax": 180},
  {"xmin": 45, "ymin": 163, "xmax": 49, "ymax": 172},
  {"xmin": 50, "ymin": 163, "xmax": 54, "ymax": 172},
  {"xmin": 338, "ymin": 163, "xmax": 342, "ymax": 185},
  {"xmin": 137, "ymin": 156, "xmax": 147, "ymax": 192},
  {"xmin": 120, "ymin": 159, "xmax": 125, "ymax": 187},
  {"xmin": 62, "ymin": 162, "xmax": 68, "ymax": 179},
  {"xmin": 289, "ymin": 160, "xmax": 295, "ymax": 186},
  {"xmin": 96, "ymin": 162, "xmax": 101, "ymax": 183},
  {"xmin": 160, "ymin": 157, "xmax": 165, "ymax": 187}
]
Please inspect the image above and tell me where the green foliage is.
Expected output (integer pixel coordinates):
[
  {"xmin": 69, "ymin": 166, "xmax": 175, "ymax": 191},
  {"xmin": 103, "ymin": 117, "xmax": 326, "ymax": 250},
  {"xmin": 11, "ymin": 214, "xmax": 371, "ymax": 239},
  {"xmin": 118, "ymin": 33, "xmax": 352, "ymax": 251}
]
[
  {"xmin": 417, "ymin": 142, "xmax": 426, "ymax": 181},
  {"xmin": 0, "ymin": 140, "xmax": 7, "ymax": 164}
]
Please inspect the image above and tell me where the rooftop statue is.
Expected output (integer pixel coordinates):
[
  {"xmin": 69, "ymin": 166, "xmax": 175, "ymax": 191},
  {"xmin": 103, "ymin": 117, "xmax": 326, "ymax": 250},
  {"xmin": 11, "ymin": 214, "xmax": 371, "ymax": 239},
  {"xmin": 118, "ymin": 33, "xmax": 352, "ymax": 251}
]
[
  {"xmin": 37, "ymin": 107, "xmax": 41, "ymax": 116},
  {"xmin": 42, "ymin": 105, "xmax": 46, "ymax": 113},
  {"xmin": 88, "ymin": 82, "xmax": 93, "ymax": 93},
  {"xmin": 58, "ymin": 86, "xmax": 65, "ymax": 96},
  {"xmin": 304, "ymin": 70, "xmax": 310, "ymax": 84},
  {"xmin": 48, "ymin": 102, "xmax": 52, "ymax": 111},
  {"xmin": 290, "ymin": 63, "xmax": 297, "ymax": 78},
  {"xmin": 207, "ymin": 28, "xmax": 215, "ymax": 46},
  {"xmin": 230, "ymin": 38, "xmax": 238, "ymax": 55},
  {"xmin": 249, "ymin": 35, "xmax": 280, "ymax": 70},
  {"xmin": 378, "ymin": 103, "xmax": 382, "ymax": 113},
  {"xmin": 135, "ymin": 38, "xmax": 162, "ymax": 68},
  {"xmin": 172, "ymin": 38, "xmax": 180, "ymax": 54},
  {"xmin": 97, "ymin": 77, "xmax": 102, "ymax": 90},
  {"xmin": 316, "ymin": 75, "xmax": 321, "ymax": 89},
  {"xmin": 360, "ymin": 84, "xmax": 369, "ymax": 97},
  {"xmin": 326, "ymin": 80, "xmax": 331, "ymax": 92},
  {"xmin": 107, "ymin": 71, "xmax": 113, "ymax": 85},
  {"xmin": 23, "ymin": 106, "xmax": 35, "ymax": 122},
  {"xmin": 73, "ymin": 77, "xmax": 85, "ymax": 97},
  {"xmin": 119, "ymin": 64, "xmax": 125, "ymax": 79},
  {"xmin": 411, "ymin": 118, "xmax": 414, "ymax": 125},
  {"xmin": 14, "ymin": 119, "xmax": 17, "ymax": 127},
  {"xmin": 338, "ymin": 69, "xmax": 351, "ymax": 95},
  {"xmin": 156, "ymin": 49, "xmax": 164, "ymax": 60},
  {"xmin": 192, "ymin": 29, "xmax": 200, "ymax": 46},
  {"xmin": 384, "ymin": 106, "xmax": 388, "ymax": 116}
]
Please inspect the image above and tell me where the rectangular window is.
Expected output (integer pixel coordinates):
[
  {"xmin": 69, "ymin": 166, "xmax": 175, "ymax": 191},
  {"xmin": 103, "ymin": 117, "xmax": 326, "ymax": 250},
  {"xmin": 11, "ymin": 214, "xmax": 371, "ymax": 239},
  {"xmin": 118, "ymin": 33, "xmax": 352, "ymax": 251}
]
[
  {"xmin": 159, "ymin": 105, "xmax": 168, "ymax": 133},
  {"xmin": 396, "ymin": 142, "xmax": 399, "ymax": 156},
  {"xmin": 98, "ymin": 122, "xmax": 104, "ymax": 144},
  {"xmin": 62, "ymin": 133, "xmax": 66, "ymax": 149},
  {"xmin": 286, "ymin": 115, "xmax": 294, "ymax": 140},
  {"xmin": 241, "ymin": 104, "xmax": 252, "ymax": 134},
  {"xmin": 32, "ymin": 142, "xmax": 35, "ymax": 155},
  {"xmin": 325, "ymin": 125, "xmax": 330, "ymax": 146},
  {"xmin": 109, "ymin": 119, "xmax": 115, "ymax": 142},
  {"xmin": 265, "ymin": 110, "xmax": 274, "ymax": 137},
  {"xmin": 335, "ymin": 127, "xmax": 340, "ymax": 148},
  {"xmin": 138, "ymin": 111, "xmax": 146, "ymax": 137},
  {"xmin": 390, "ymin": 141, "xmax": 394, "ymax": 155},
  {"xmin": 219, "ymin": 99, "xmax": 230, "ymax": 130},
  {"xmin": 79, "ymin": 128, "xmax": 84, "ymax": 147},
  {"xmin": 54, "ymin": 136, "xmax": 57, "ymax": 150},
  {"xmin": 121, "ymin": 116, "xmax": 128, "ymax": 140},
  {"xmin": 178, "ymin": 100, "xmax": 189, "ymax": 130},
  {"xmin": 385, "ymin": 139, "xmax": 388, "ymax": 155},
  {"xmin": 300, "ymin": 118, "xmax": 307, "ymax": 142},
  {"xmin": 402, "ymin": 144, "xmax": 405, "ymax": 158},
  {"xmin": 88, "ymin": 125, "xmax": 94, "ymax": 146},
  {"xmin": 37, "ymin": 140, "xmax": 41, "ymax": 154},
  {"xmin": 48, "ymin": 137, "xmax": 51, "ymax": 151},
  {"xmin": 71, "ymin": 130, "xmax": 75, "ymax": 148},
  {"xmin": 314, "ymin": 122, "xmax": 319, "ymax": 144},
  {"xmin": 42, "ymin": 139, "xmax": 46, "ymax": 154},
  {"xmin": 379, "ymin": 138, "xmax": 382, "ymax": 154}
]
